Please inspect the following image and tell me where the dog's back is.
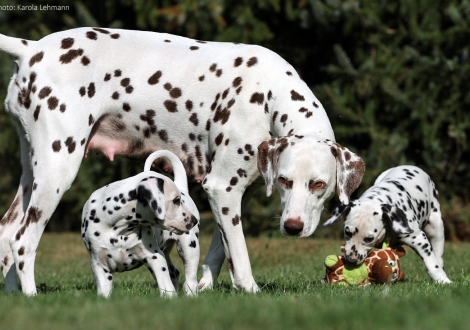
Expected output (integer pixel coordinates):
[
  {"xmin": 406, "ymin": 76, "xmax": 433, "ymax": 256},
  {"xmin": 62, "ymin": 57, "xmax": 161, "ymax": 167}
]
[{"xmin": 364, "ymin": 165, "xmax": 440, "ymax": 226}]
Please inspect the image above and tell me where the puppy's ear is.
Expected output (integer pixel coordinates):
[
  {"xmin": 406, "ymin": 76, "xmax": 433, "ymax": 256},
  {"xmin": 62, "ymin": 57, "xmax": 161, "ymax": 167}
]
[
  {"xmin": 393, "ymin": 246, "xmax": 406, "ymax": 258},
  {"xmin": 324, "ymin": 140, "xmax": 365, "ymax": 205},
  {"xmin": 257, "ymin": 137, "xmax": 290, "ymax": 196},
  {"xmin": 137, "ymin": 177, "xmax": 166, "ymax": 220},
  {"xmin": 323, "ymin": 202, "xmax": 353, "ymax": 227},
  {"xmin": 381, "ymin": 204, "xmax": 413, "ymax": 235}
]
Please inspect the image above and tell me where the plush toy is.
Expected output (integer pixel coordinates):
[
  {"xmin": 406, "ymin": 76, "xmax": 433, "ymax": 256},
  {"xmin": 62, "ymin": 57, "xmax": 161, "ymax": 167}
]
[{"xmin": 322, "ymin": 243, "xmax": 406, "ymax": 286}]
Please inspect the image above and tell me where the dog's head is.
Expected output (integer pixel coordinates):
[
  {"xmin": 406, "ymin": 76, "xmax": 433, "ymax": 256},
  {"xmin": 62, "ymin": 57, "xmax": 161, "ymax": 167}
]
[
  {"xmin": 136, "ymin": 176, "xmax": 198, "ymax": 234},
  {"xmin": 323, "ymin": 201, "xmax": 413, "ymax": 264},
  {"xmin": 257, "ymin": 136, "xmax": 365, "ymax": 237}
]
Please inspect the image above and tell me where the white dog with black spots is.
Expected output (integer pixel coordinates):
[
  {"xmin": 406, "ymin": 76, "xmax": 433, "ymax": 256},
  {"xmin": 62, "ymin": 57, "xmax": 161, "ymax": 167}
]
[
  {"xmin": 82, "ymin": 150, "xmax": 200, "ymax": 297},
  {"xmin": 323, "ymin": 165, "xmax": 451, "ymax": 283},
  {"xmin": 0, "ymin": 28, "xmax": 365, "ymax": 294}
]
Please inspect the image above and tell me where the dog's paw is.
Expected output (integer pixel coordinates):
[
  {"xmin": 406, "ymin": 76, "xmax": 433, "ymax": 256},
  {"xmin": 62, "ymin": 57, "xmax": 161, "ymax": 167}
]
[
  {"xmin": 435, "ymin": 277, "xmax": 452, "ymax": 284},
  {"xmin": 198, "ymin": 276, "xmax": 214, "ymax": 291},
  {"xmin": 160, "ymin": 289, "xmax": 177, "ymax": 298},
  {"xmin": 183, "ymin": 281, "xmax": 198, "ymax": 296},
  {"xmin": 234, "ymin": 279, "xmax": 260, "ymax": 293}
]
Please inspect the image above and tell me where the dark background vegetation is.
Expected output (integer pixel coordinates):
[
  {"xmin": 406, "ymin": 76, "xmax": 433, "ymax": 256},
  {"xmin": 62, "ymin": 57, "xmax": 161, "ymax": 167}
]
[{"xmin": 0, "ymin": 0, "xmax": 469, "ymax": 240}]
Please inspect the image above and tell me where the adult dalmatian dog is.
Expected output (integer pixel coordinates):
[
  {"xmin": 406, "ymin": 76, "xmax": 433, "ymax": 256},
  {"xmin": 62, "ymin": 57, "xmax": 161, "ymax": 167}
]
[
  {"xmin": 323, "ymin": 165, "xmax": 451, "ymax": 283},
  {"xmin": 82, "ymin": 150, "xmax": 199, "ymax": 297},
  {"xmin": 0, "ymin": 27, "xmax": 365, "ymax": 295}
]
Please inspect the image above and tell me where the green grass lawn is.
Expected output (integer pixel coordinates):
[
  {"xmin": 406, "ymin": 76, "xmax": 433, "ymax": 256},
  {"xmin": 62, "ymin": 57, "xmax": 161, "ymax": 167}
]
[{"xmin": 1, "ymin": 233, "xmax": 470, "ymax": 330}]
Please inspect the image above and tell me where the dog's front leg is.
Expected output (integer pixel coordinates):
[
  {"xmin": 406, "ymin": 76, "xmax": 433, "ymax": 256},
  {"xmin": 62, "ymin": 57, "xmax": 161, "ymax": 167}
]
[
  {"xmin": 202, "ymin": 176, "xmax": 259, "ymax": 292},
  {"xmin": 199, "ymin": 181, "xmax": 262, "ymax": 292},
  {"xmin": 174, "ymin": 227, "xmax": 200, "ymax": 296},
  {"xmin": 145, "ymin": 248, "xmax": 177, "ymax": 298}
]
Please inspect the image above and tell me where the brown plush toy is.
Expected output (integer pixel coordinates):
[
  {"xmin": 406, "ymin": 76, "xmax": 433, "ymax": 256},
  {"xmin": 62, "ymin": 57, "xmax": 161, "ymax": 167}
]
[{"xmin": 322, "ymin": 243, "xmax": 406, "ymax": 286}]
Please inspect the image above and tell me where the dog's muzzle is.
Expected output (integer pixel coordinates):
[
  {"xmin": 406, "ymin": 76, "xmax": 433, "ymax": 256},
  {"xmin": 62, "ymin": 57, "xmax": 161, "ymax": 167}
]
[{"xmin": 185, "ymin": 215, "xmax": 198, "ymax": 230}]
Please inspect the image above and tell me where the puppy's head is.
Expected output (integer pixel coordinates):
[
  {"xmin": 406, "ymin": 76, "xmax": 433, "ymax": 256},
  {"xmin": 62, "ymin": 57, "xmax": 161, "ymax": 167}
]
[
  {"xmin": 136, "ymin": 176, "xmax": 198, "ymax": 234},
  {"xmin": 323, "ymin": 201, "xmax": 412, "ymax": 264}
]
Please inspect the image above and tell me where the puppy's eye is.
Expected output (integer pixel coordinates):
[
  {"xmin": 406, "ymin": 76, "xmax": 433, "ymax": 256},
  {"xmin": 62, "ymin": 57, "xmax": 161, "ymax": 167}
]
[
  {"xmin": 363, "ymin": 236, "xmax": 374, "ymax": 244},
  {"xmin": 278, "ymin": 176, "xmax": 293, "ymax": 189},
  {"xmin": 309, "ymin": 180, "xmax": 326, "ymax": 193},
  {"xmin": 173, "ymin": 197, "xmax": 181, "ymax": 205}
]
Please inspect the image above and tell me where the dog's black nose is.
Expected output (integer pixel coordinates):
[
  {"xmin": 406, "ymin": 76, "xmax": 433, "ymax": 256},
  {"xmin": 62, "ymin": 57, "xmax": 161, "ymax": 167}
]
[
  {"xmin": 345, "ymin": 255, "xmax": 359, "ymax": 264},
  {"xmin": 284, "ymin": 218, "xmax": 304, "ymax": 236}
]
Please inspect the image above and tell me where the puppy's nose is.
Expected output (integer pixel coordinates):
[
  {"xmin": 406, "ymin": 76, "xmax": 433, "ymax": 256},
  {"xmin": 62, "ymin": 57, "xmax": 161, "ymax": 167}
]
[
  {"xmin": 284, "ymin": 218, "xmax": 304, "ymax": 236},
  {"xmin": 345, "ymin": 255, "xmax": 359, "ymax": 264}
]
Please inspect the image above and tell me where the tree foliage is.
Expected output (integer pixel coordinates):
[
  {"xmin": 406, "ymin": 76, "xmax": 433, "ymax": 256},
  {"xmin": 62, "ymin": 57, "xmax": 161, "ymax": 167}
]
[{"xmin": 0, "ymin": 0, "xmax": 469, "ymax": 238}]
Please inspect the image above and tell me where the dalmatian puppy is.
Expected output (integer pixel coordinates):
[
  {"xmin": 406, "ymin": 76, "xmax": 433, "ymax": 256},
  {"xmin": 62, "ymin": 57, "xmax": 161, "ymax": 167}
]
[
  {"xmin": 0, "ymin": 28, "xmax": 365, "ymax": 295},
  {"xmin": 81, "ymin": 150, "xmax": 200, "ymax": 297},
  {"xmin": 323, "ymin": 165, "xmax": 451, "ymax": 283}
]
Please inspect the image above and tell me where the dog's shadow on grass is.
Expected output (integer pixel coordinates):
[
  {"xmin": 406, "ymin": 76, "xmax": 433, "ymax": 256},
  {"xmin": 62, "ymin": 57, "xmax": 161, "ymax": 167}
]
[{"xmin": 212, "ymin": 281, "xmax": 315, "ymax": 294}]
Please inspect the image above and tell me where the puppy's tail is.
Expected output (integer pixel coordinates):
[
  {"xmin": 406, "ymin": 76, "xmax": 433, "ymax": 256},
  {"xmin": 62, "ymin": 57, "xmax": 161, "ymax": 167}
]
[
  {"xmin": 0, "ymin": 33, "xmax": 33, "ymax": 59},
  {"xmin": 144, "ymin": 150, "xmax": 189, "ymax": 193}
]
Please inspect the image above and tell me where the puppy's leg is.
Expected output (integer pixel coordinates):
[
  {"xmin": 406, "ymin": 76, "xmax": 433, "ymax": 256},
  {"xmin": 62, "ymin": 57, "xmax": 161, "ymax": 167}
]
[
  {"xmin": 90, "ymin": 257, "xmax": 113, "ymax": 298},
  {"xmin": 424, "ymin": 207, "xmax": 446, "ymax": 269},
  {"xmin": 175, "ymin": 227, "xmax": 200, "ymax": 296},
  {"xmin": 144, "ymin": 245, "xmax": 177, "ymax": 297},
  {"xmin": 400, "ymin": 230, "xmax": 451, "ymax": 283},
  {"xmin": 160, "ymin": 239, "xmax": 180, "ymax": 293},
  {"xmin": 0, "ymin": 126, "xmax": 33, "ymax": 293}
]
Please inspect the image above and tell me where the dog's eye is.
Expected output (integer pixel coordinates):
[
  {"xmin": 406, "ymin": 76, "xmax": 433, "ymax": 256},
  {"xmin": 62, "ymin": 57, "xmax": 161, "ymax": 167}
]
[
  {"xmin": 278, "ymin": 176, "xmax": 293, "ymax": 189},
  {"xmin": 309, "ymin": 180, "xmax": 326, "ymax": 192},
  {"xmin": 363, "ymin": 236, "xmax": 374, "ymax": 244},
  {"xmin": 173, "ymin": 197, "xmax": 181, "ymax": 205}
]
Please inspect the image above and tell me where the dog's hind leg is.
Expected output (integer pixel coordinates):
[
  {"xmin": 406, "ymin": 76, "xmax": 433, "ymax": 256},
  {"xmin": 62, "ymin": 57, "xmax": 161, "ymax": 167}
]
[
  {"xmin": 400, "ymin": 228, "xmax": 451, "ymax": 283},
  {"xmin": 90, "ymin": 256, "xmax": 113, "ymax": 298},
  {"xmin": 198, "ymin": 227, "xmax": 225, "ymax": 291},
  {"xmin": 9, "ymin": 137, "xmax": 86, "ymax": 295},
  {"xmin": 424, "ymin": 205, "xmax": 446, "ymax": 269},
  {"xmin": 0, "ymin": 123, "xmax": 33, "ymax": 293}
]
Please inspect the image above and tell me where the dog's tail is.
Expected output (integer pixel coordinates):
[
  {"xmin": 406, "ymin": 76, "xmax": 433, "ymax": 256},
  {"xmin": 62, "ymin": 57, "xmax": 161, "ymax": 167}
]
[
  {"xmin": 144, "ymin": 150, "xmax": 189, "ymax": 193},
  {"xmin": 0, "ymin": 33, "xmax": 33, "ymax": 59}
]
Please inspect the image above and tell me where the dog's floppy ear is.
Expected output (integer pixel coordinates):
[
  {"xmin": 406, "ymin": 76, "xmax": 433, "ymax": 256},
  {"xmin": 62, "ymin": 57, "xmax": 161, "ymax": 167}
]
[
  {"xmin": 137, "ymin": 176, "xmax": 166, "ymax": 220},
  {"xmin": 324, "ymin": 140, "xmax": 365, "ymax": 205},
  {"xmin": 323, "ymin": 202, "xmax": 353, "ymax": 227},
  {"xmin": 381, "ymin": 204, "xmax": 413, "ymax": 235},
  {"xmin": 257, "ymin": 137, "xmax": 290, "ymax": 196}
]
